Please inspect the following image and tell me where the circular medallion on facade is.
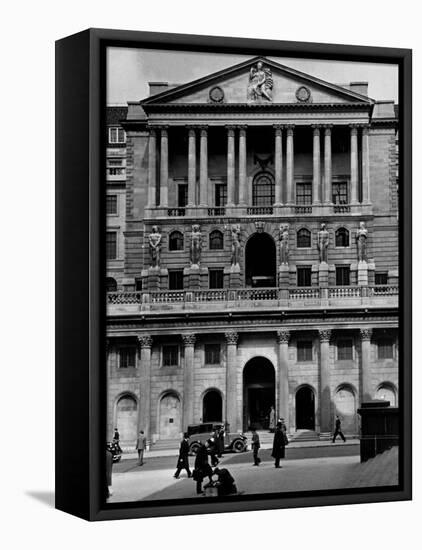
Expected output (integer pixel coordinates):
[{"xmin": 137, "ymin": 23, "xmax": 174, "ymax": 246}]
[
  {"xmin": 296, "ymin": 86, "xmax": 311, "ymax": 103},
  {"xmin": 209, "ymin": 86, "xmax": 225, "ymax": 103}
]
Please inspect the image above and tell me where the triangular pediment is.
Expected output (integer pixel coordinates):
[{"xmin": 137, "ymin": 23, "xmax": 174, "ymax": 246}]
[{"xmin": 140, "ymin": 56, "xmax": 374, "ymax": 107}]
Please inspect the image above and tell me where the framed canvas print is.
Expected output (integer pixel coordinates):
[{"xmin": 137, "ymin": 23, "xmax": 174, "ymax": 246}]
[{"xmin": 55, "ymin": 28, "xmax": 412, "ymax": 521}]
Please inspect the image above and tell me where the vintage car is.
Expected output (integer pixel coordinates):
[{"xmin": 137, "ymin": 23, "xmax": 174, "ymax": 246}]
[{"xmin": 186, "ymin": 422, "xmax": 248, "ymax": 455}]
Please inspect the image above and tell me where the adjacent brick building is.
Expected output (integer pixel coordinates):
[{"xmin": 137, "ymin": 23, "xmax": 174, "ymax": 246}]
[{"xmin": 106, "ymin": 57, "xmax": 399, "ymax": 447}]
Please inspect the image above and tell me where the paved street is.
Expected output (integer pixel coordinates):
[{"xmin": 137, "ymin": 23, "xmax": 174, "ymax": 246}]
[{"xmin": 107, "ymin": 442, "xmax": 392, "ymax": 503}]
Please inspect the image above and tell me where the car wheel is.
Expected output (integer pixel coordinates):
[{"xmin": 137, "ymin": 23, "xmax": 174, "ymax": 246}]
[
  {"xmin": 189, "ymin": 443, "xmax": 201, "ymax": 455},
  {"xmin": 232, "ymin": 439, "xmax": 246, "ymax": 453}
]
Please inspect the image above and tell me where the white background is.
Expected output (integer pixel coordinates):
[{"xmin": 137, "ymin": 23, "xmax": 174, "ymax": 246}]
[{"xmin": 1, "ymin": 0, "xmax": 419, "ymax": 547}]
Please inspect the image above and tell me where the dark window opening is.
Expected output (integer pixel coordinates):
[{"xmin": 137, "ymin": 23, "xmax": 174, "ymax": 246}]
[
  {"xmin": 106, "ymin": 232, "xmax": 117, "ymax": 260},
  {"xmin": 297, "ymin": 228, "xmax": 311, "ymax": 248},
  {"xmin": 119, "ymin": 347, "xmax": 136, "ymax": 368},
  {"xmin": 296, "ymin": 182, "xmax": 312, "ymax": 205},
  {"xmin": 337, "ymin": 339, "xmax": 353, "ymax": 360},
  {"xmin": 335, "ymin": 227, "xmax": 350, "ymax": 247},
  {"xmin": 169, "ymin": 270, "xmax": 184, "ymax": 290},
  {"xmin": 209, "ymin": 269, "xmax": 224, "ymax": 289},
  {"xmin": 378, "ymin": 338, "xmax": 394, "ymax": 359},
  {"xmin": 209, "ymin": 230, "xmax": 224, "ymax": 250},
  {"xmin": 215, "ymin": 184, "xmax": 227, "ymax": 206},
  {"xmin": 252, "ymin": 173, "xmax": 275, "ymax": 206},
  {"xmin": 178, "ymin": 184, "xmax": 188, "ymax": 207},
  {"xmin": 205, "ymin": 344, "xmax": 221, "ymax": 365},
  {"xmin": 163, "ymin": 345, "xmax": 179, "ymax": 367},
  {"xmin": 332, "ymin": 182, "xmax": 348, "ymax": 204},
  {"xmin": 106, "ymin": 195, "xmax": 117, "ymax": 214},
  {"xmin": 336, "ymin": 266, "xmax": 350, "ymax": 286},
  {"xmin": 106, "ymin": 277, "xmax": 117, "ymax": 292},
  {"xmin": 297, "ymin": 340, "xmax": 313, "ymax": 362},
  {"xmin": 375, "ymin": 272, "xmax": 388, "ymax": 285},
  {"xmin": 297, "ymin": 266, "xmax": 312, "ymax": 287},
  {"xmin": 169, "ymin": 231, "xmax": 184, "ymax": 251}
]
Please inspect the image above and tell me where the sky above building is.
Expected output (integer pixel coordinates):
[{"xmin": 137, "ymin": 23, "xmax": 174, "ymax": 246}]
[{"xmin": 107, "ymin": 47, "xmax": 398, "ymax": 105}]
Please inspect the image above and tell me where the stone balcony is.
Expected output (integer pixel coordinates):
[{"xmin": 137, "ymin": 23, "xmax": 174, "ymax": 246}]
[{"xmin": 107, "ymin": 284, "xmax": 398, "ymax": 316}]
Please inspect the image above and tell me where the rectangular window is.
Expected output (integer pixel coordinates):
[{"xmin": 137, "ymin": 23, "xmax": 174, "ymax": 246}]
[
  {"xmin": 336, "ymin": 266, "xmax": 350, "ymax": 286},
  {"xmin": 109, "ymin": 127, "xmax": 126, "ymax": 144},
  {"xmin": 332, "ymin": 181, "xmax": 349, "ymax": 204},
  {"xmin": 178, "ymin": 184, "xmax": 188, "ymax": 207},
  {"xmin": 337, "ymin": 339, "xmax": 353, "ymax": 360},
  {"xmin": 296, "ymin": 182, "xmax": 312, "ymax": 205},
  {"xmin": 378, "ymin": 338, "xmax": 394, "ymax": 359},
  {"xmin": 215, "ymin": 184, "xmax": 227, "ymax": 206},
  {"xmin": 106, "ymin": 232, "xmax": 117, "ymax": 260},
  {"xmin": 163, "ymin": 345, "xmax": 179, "ymax": 367},
  {"xmin": 106, "ymin": 195, "xmax": 117, "ymax": 215},
  {"xmin": 119, "ymin": 347, "xmax": 136, "ymax": 368},
  {"xmin": 209, "ymin": 269, "xmax": 224, "ymax": 289},
  {"xmin": 297, "ymin": 266, "xmax": 312, "ymax": 287},
  {"xmin": 135, "ymin": 278, "xmax": 142, "ymax": 291},
  {"xmin": 169, "ymin": 270, "xmax": 184, "ymax": 290},
  {"xmin": 204, "ymin": 344, "xmax": 221, "ymax": 365},
  {"xmin": 297, "ymin": 340, "xmax": 313, "ymax": 362},
  {"xmin": 375, "ymin": 272, "xmax": 388, "ymax": 285}
]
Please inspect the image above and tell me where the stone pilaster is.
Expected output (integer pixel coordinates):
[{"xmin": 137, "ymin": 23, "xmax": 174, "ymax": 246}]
[
  {"xmin": 362, "ymin": 125, "xmax": 371, "ymax": 204},
  {"xmin": 312, "ymin": 125, "xmax": 321, "ymax": 204},
  {"xmin": 159, "ymin": 127, "xmax": 168, "ymax": 207},
  {"xmin": 323, "ymin": 125, "xmax": 332, "ymax": 204},
  {"xmin": 187, "ymin": 127, "xmax": 196, "ymax": 207},
  {"xmin": 137, "ymin": 335, "xmax": 153, "ymax": 440},
  {"xmin": 319, "ymin": 329, "xmax": 332, "ymax": 435},
  {"xmin": 360, "ymin": 328, "xmax": 373, "ymax": 402},
  {"xmin": 350, "ymin": 125, "xmax": 359, "ymax": 205},
  {"xmin": 226, "ymin": 126, "xmax": 236, "ymax": 207},
  {"xmin": 225, "ymin": 331, "xmax": 239, "ymax": 431},
  {"xmin": 238, "ymin": 126, "xmax": 247, "ymax": 206},
  {"xmin": 199, "ymin": 127, "xmax": 208, "ymax": 207},
  {"xmin": 274, "ymin": 125, "xmax": 283, "ymax": 205},
  {"xmin": 277, "ymin": 330, "xmax": 290, "ymax": 431},
  {"xmin": 182, "ymin": 333, "xmax": 196, "ymax": 430},
  {"xmin": 286, "ymin": 125, "xmax": 295, "ymax": 204},
  {"xmin": 147, "ymin": 128, "xmax": 156, "ymax": 207}
]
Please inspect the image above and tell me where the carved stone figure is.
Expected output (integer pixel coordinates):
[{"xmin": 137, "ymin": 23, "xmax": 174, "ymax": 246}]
[
  {"xmin": 247, "ymin": 61, "xmax": 273, "ymax": 101},
  {"xmin": 231, "ymin": 224, "xmax": 241, "ymax": 266},
  {"xmin": 317, "ymin": 223, "xmax": 329, "ymax": 263},
  {"xmin": 190, "ymin": 224, "xmax": 202, "ymax": 266},
  {"xmin": 356, "ymin": 221, "xmax": 368, "ymax": 262},
  {"xmin": 279, "ymin": 224, "xmax": 290, "ymax": 264},
  {"xmin": 148, "ymin": 225, "xmax": 162, "ymax": 268}
]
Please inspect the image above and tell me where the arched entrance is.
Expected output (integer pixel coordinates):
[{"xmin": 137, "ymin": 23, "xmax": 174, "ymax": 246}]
[
  {"xmin": 115, "ymin": 394, "xmax": 138, "ymax": 444},
  {"xmin": 245, "ymin": 232, "xmax": 276, "ymax": 287},
  {"xmin": 295, "ymin": 386, "xmax": 315, "ymax": 430},
  {"xmin": 334, "ymin": 385, "xmax": 357, "ymax": 433},
  {"xmin": 202, "ymin": 389, "xmax": 223, "ymax": 422},
  {"xmin": 243, "ymin": 357, "xmax": 275, "ymax": 431},
  {"xmin": 159, "ymin": 392, "xmax": 182, "ymax": 439},
  {"xmin": 375, "ymin": 383, "xmax": 397, "ymax": 406}
]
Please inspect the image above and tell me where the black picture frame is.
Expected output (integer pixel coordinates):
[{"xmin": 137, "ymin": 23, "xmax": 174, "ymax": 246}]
[{"xmin": 55, "ymin": 28, "xmax": 412, "ymax": 521}]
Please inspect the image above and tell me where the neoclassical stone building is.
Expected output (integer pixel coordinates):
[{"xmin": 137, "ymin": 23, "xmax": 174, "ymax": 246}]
[{"xmin": 106, "ymin": 57, "xmax": 399, "ymax": 446}]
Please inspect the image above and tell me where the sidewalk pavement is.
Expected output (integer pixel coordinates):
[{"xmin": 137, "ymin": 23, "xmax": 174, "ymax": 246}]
[{"xmin": 121, "ymin": 438, "xmax": 359, "ymax": 460}]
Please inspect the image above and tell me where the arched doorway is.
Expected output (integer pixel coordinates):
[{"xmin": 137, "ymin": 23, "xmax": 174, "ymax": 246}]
[
  {"xmin": 295, "ymin": 386, "xmax": 315, "ymax": 430},
  {"xmin": 243, "ymin": 357, "xmax": 275, "ymax": 431},
  {"xmin": 115, "ymin": 394, "xmax": 138, "ymax": 444},
  {"xmin": 245, "ymin": 233, "xmax": 276, "ymax": 287},
  {"xmin": 334, "ymin": 385, "xmax": 357, "ymax": 433},
  {"xmin": 159, "ymin": 392, "xmax": 182, "ymax": 439},
  {"xmin": 375, "ymin": 383, "xmax": 397, "ymax": 406},
  {"xmin": 202, "ymin": 389, "xmax": 223, "ymax": 422}
]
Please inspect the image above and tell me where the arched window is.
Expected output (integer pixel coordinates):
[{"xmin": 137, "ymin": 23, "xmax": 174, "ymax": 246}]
[
  {"xmin": 106, "ymin": 277, "xmax": 117, "ymax": 292},
  {"xmin": 335, "ymin": 227, "xmax": 349, "ymax": 247},
  {"xmin": 297, "ymin": 228, "xmax": 311, "ymax": 248},
  {"xmin": 169, "ymin": 231, "xmax": 184, "ymax": 251},
  {"xmin": 252, "ymin": 172, "xmax": 274, "ymax": 206},
  {"xmin": 209, "ymin": 230, "xmax": 224, "ymax": 250}
]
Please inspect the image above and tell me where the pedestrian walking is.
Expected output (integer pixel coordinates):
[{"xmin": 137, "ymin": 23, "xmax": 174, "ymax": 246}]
[
  {"xmin": 251, "ymin": 428, "xmax": 261, "ymax": 465},
  {"xmin": 113, "ymin": 427, "xmax": 122, "ymax": 454},
  {"xmin": 271, "ymin": 421, "xmax": 286, "ymax": 468},
  {"xmin": 193, "ymin": 443, "xmax": 213, "ymax": 495},
  {"xmin": 217, "ymin": 425, "xmax": 225, "ymax": 458},
  {"xmin": 105, "ymin": 443, "xmax": 114, "ymax": 499},
  {"xmin": 212, "ymin": 467, "xmax": 237, "ymax": 496},
  {"xmin": 135, "ymin": 430, "xmax": 147, "ymax": 465},
  {"xmin": 206, "ymin": 436, "xmax": 220, "ymax": 467},
  {"xmin": 332, "ymin": 415, "xmax": 346, "ymax": 443},
  {"xmin": 174, "ymin": 432, "xmax": 192, "ymax": 479}
]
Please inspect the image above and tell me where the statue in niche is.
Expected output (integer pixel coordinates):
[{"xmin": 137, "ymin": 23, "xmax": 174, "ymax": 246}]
[
  {"xmin": 279, "ymin": 224, "xmax": 290, "ymax": 264},
  {"xmin": 356, "ymin": 221, "xmax": 368, "ymax": 262},
  {"xmin": 247, "ymin": 61, "xmax": 273, "ymax": 101},
  {"xmin": 317, "ymin": 223, "xmax": 329, "ymax": 263},
  {"xmin": 148, "ymin": 225, "xmax": 162, "ymax": 268},
  {"xmin": 190, "ymin": 224, "xmax": 202, "ymax": 266},
  {"xmin": 231, "ymin": 224, "xmax": 242, "ymax": 266}
]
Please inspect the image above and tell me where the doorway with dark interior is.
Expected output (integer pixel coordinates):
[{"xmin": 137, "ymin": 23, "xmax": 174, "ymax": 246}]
[
  {"xmin": 202, "ymin": 389, "xmax": 223, "ymax": 423},
  {"xmin": 243, "ymin": 357, "xmax": 276, "ymax": 431},
  {"xmin": 245, "ymin": 232, "xmax": 276, "ymax": 288},
  {"xmin": 295, "ymin": 386, "xmax": 316, "ymax": 430}
]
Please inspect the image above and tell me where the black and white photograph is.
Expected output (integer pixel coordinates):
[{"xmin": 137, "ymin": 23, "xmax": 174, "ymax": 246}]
[{"xmin": 104, "ymin": 45, "xmax": 402, "ymax": 504}]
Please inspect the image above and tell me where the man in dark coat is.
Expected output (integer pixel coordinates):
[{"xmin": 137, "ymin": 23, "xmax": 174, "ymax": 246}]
[
  {"xmin": 105, "ymin": 444, "xmax": 114, "ymax": 499},
  {"xmin": 251, "ymin": 428, "xmax": 261, "ymax": 466},
  {"xmin": 332, "ymin": 415, "xmax": 346, "ymax": 443},
  {"xmin": 213, "ymin": 467, "xmax": 237, "ymax": 496},
  {"xmin": 174, "ymin": 433, "xmax": 192, "ymax": 479},
  {"xmin": 206, "ymin": 436, "xmax": 220, "ymax": 467},
  {"xmin": 113, "ymin": 428, "xmax": 122, "ymax": 454},
  {"xmin": 271, "ymin": 421, "xmax": 286, "ymax": 468},
  {"xmin": 193, "ymin": 443, "xmax": 213, "ymax": 495},
  {"xmin": 217, "ymin": 426, "xmax": 225, "ymax": 458}
]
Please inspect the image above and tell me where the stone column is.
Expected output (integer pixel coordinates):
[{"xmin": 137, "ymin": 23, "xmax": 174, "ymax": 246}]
[
  {"xmin": 199, "ymin": 127, "xmax": 208, "ymax": 207},
  {"xmin": 225, "ymin": 331, "xmax": 239, "ymax": 431},
  {"xmin": 147, "ymin": 128, "xmax": 157, "ymax": 207},
  {"xmin": 312, "ymin": 125, "xmax": 321, "ymax": 204},
  {"xmin": 323, "ymin": 125, "xmax": 332, "ymax": 204},
  {"xmin": 159, "ymin": 127, "xmax": 168, "ymax": 207},
  {"xmin": 182, "ymin": 333, "xmax": 196, "ymax": 430},
  {"xmin": 319, "ymin": 329, "xmax": 332, "ymax": 435},
  {"xmin": 360, "ymin": 328, "xmax": 373, "ymax": 403},
  {"xmin": 277, "ymin": 330, "xmax": 290, "ymax": 430},
  {"xmin": 274, "ymin": 125, "xmax": 283, "ymax": 205},
  {"xmin": 187, "ymin": 127, "xmax": 196, "ymax": 207},
  {"xmin": 350, "ymin": 125, "xmax": 359, "ymax": 204},
  {"xmin": 286, "ymin": 125, "xmax": 295, "ymax": 204},
  {"xmin": 137, "ymin": 335, "xmax": 153, "ymax": 440},
  {"xmin": 362, "ymin": 125, "xmax": 371, "ymax": 204},
  {"xmin": 227, "ymin": 126, "xmax": 236, "ymax": 207},
  {"xmin": 238, "ymin": 126, "xmax": 247, "ymax": 206}
]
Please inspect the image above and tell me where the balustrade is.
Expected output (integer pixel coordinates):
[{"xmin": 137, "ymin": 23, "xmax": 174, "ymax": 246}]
[
  {"xmin": 246, "ymin": 206, "xmax": 273, "ymax": 215},
  {"xmin": 167, "ymin": 208, "xmax": 186, "ymax": 217}
]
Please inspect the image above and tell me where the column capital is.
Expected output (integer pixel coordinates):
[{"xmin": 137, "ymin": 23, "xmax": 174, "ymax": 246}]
[
  {"xmin": 198, "ymin": 126, "xmax": 208, "ymax": 137},
  {"xmin": 160, "ymin": 126, "xmax": 169, "ymax": 137},
  {"xmin": 226, "ymin": 125, "xmax": 236, "ymax": 136},
  {"xmin": 319, "ymin": 329, "xmax": 332, "ymax": 343},
  {"xmin": 285, "ymin": 124, "xmax": 295, "ymax": 136},
  {"xmin": 312, "ymin": 124, "xmax": 322, "ymax": 132},
  {"xmin": 349, "ymin": 124, "xmax": 359, "ymax": 134},
  {"xmin": 360, "ymin": 328, "xmax": 373, "ymax": 341},
  {"xmin": 273, "ymin": 124, "xmax": 284, "ymax": 135},
  {"xmin": 182, "ymin": 333, "xmax": 196, "ymax": 347},
  {"xmin": 137, "ymin": 335, "xmax": 153, "ymax": 349},
  {"xmin": 361, "ymin": 124, "xmax": 370, "ymax": 134},
  {"xmin": 225, "ymin": 331, "xmax": 238, "ymax": 345},
  {"xmin": 186, "ymin": 126, "xmax": 197, "ymax": 136},
  {"xmin": 277, "ymin": 330, "xmax": 290, "ymax": 344},
  {"xmin": 147, "ymin": 126, "xmax": 157, "ymax": 137},
  {"xmin": 237, "ymin": 124, "xmax": 248, "ymax": 131},
  {"xmin": 323, "ymin": 124, "xmax": 333, "ymax": 130}
]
